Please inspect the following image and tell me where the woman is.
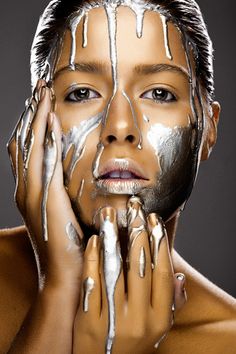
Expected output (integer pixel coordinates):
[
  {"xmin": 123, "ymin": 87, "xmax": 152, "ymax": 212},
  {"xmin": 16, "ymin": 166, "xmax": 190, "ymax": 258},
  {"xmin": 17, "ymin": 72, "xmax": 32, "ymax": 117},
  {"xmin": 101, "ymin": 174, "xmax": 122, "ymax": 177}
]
[{"xmin": 1, "ymin": 0, "xmax": 236, "ymax": 353}]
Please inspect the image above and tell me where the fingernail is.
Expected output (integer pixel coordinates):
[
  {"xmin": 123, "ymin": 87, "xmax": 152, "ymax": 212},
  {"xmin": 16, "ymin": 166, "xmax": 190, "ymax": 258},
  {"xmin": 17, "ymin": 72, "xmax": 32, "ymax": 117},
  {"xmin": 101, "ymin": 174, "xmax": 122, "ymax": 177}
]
[
  {"xmin": 127, "ymin": 196, "xmax": 145, "ymax": 226},
  {"xmin": 147, "ymin": 214, "xmax": 166, "ymax": 267},
  {"xmin": 100, "ymin": 206, "xmax": 116, "ymax": 224},
  {"xmin": 92, "ymin": 235, "xmax": 98, "ymax": 248},
  {"xmin": 147, "ymin": 213, "xmax": 158, "ymax": 228},
  {"xmin": 39, "ymin": 86, "xmax": 46, "ymax": 102}
]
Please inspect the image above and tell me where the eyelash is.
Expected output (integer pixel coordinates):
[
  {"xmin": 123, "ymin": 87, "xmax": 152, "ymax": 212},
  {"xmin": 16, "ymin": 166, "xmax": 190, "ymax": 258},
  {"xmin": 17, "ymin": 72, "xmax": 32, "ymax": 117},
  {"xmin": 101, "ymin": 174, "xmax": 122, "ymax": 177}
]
[
  {"xmin": 65, "ymin": 87, "xmax": 101, "ymax": 103},
  {"xmin": 65, "ymin": 87, "xmax": 176, "ymax": 104},
  {"xmin": 140, "ymin": 88, "xmax": 177, "ymax": 103}
]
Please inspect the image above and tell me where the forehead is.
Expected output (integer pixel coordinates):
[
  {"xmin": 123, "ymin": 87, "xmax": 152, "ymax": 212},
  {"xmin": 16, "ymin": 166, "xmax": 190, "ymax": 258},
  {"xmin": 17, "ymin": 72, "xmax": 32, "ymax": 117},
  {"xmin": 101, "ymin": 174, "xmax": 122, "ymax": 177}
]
[{"xmin": 56, "ymin": 5, "xmax": 188, "ymax": 74}]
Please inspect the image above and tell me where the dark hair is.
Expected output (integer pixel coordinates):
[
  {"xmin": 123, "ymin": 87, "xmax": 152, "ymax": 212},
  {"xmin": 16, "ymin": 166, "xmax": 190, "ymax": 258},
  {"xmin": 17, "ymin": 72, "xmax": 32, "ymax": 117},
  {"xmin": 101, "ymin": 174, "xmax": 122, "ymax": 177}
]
[{"xmin": 31, "ymin": 0, "xmax": 214, "ymax": 102}]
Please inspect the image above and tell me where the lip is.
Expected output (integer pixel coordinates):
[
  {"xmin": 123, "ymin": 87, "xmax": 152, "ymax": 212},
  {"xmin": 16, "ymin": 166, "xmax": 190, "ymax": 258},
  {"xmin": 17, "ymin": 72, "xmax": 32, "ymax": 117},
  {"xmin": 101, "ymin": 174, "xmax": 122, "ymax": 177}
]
[
  {"xmin": 97, "ymin": 158, "xmax": 148, "ymax": 180},
  {"xmin": 95, "ymin": 158, "xmax": 149, "ymax": 195}
]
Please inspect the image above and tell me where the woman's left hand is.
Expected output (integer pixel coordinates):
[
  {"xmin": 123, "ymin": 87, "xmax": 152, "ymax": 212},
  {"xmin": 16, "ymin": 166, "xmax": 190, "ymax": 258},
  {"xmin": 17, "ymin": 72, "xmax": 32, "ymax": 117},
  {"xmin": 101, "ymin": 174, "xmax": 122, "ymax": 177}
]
[{"xmin": 73, "ymin": 197, "xmax": 186, "ymax": 354}]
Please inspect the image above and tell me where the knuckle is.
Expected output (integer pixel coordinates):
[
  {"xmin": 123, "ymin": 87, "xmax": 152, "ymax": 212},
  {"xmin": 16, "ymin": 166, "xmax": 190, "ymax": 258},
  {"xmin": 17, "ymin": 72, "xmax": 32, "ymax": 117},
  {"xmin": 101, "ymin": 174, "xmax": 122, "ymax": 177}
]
[
  {"xmin": 156, "ymin": 269, "xmax": 173, "ymax": 282},
  {"xmin": 129, "ymin": 323, "xmax": 146, "ymax": 339}
]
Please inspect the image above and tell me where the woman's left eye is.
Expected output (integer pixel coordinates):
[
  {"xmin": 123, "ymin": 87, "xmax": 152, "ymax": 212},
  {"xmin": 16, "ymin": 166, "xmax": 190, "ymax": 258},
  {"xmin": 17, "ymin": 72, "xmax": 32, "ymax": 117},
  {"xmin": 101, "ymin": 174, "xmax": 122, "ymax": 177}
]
[
  {"xmin": 65, "ymin": 88, "xmax": 100, "ymax": 102},
  {"xmin": 141, "ymin": 88, "xmax": 176, "ymax": 103}
]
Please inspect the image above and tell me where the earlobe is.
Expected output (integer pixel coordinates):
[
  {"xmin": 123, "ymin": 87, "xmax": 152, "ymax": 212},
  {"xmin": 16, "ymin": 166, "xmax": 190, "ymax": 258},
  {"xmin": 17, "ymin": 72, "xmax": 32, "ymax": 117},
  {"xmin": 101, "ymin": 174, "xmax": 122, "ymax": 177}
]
[{"xmin": 200, "ymin": 101, "xmax": 221, "ymax": 161}]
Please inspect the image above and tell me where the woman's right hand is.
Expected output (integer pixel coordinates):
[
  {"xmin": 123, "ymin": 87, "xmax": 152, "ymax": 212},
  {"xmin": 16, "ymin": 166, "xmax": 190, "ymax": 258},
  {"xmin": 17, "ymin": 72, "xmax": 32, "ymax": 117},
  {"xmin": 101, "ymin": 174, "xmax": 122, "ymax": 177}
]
[{"xmin": 7, "ymin": 79, "xmax": 84, "ymax": 292}]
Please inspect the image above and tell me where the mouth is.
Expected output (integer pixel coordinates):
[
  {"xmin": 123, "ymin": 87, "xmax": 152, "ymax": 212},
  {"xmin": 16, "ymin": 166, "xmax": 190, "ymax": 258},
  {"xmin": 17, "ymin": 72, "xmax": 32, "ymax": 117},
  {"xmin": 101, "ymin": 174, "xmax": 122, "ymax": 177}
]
[{"xmin": 95, "ymin": 159, "xmax": 149, "ymax": 194}]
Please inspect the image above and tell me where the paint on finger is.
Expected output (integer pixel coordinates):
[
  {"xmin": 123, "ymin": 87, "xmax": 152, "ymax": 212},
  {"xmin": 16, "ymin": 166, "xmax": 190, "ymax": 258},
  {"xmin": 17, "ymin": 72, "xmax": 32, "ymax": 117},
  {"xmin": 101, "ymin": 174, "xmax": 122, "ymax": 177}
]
[
  {"xmin": 147, "ymin": 214, "xmax": 166, "ymax": 267},
  {"xmin": 100, "ymin": 207, "xmax": 122, "ymax": 354},
  {"xmin": 83, "ymin": 276, "xmax": 95, "ymax": 312},
  {"xmin": 65, "ymin": 221, "xmax": 84, "ymax": 253},
  {"xmin": 139, "ymin": 246, "xmax": 146, "ymax": 278},
  {"xmin": 23, "ymin": 129, "xmax": 35, "ymax": 181},
  {"xmin": 127, "ymin": 196, "xmax": 146, "ymax": 248},
  {"xmin": 41, "ymin": 127, "xmax": 57, "ymax": 242}
]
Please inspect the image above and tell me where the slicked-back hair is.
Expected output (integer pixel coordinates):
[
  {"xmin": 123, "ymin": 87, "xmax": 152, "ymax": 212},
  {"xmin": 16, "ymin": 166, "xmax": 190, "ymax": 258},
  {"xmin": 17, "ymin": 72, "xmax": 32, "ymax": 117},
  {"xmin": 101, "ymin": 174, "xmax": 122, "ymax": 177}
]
[{"xmin": 31, "ymin": 0, "xmax": 214, "ymax": 103}]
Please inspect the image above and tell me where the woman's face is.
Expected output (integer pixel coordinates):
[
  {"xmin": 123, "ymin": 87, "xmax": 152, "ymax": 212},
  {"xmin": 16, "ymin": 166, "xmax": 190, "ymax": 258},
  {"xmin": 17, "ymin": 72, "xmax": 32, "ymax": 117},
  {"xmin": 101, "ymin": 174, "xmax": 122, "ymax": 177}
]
[{"xmin": 53, "ymin": 5, "xmax": 199, "ymax": 230}]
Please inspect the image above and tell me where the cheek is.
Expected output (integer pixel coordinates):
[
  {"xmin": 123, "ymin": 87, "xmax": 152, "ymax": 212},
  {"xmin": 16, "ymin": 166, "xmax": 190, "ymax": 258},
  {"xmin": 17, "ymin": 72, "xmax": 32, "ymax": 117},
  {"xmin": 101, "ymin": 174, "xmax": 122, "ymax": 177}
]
[
  {"xmin": 61, "ymin": 112, "xmax": 104, "ymax": 194},
  {"xmin": 140, "ymin": 102, "xmax": 191, "ymax": 128},
  {"xmin": 146, "ymin": 123, "xmax": 192, "ymax": 177}
]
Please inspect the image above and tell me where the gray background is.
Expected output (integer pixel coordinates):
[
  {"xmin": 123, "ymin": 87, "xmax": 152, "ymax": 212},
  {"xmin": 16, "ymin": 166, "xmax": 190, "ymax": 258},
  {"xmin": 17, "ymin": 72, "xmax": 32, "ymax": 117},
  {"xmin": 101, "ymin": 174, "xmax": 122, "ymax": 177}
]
[{"xmin": 0, "ymin": 1, "xmax": 235, "ymax": 296}]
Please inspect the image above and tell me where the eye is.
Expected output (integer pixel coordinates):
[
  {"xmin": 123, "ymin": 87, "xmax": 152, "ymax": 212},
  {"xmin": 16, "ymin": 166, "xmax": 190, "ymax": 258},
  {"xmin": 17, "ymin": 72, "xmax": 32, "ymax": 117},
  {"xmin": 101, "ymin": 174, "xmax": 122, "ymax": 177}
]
[
  {"xmin": 65, "ymin": 87, "xmax": 101, "ymax": 103},
  {"xmin": 141, "ymin": 88, "xmax": 176, "ymax": 103}
]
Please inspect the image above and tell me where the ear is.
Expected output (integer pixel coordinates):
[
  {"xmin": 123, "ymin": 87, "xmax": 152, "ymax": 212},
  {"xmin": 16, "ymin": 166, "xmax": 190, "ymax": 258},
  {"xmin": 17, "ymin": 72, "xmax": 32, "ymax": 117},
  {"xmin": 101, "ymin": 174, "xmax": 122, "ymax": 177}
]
[{"xmin": 200, "ymin": 101, "xmax": 221, "ymax": 161}]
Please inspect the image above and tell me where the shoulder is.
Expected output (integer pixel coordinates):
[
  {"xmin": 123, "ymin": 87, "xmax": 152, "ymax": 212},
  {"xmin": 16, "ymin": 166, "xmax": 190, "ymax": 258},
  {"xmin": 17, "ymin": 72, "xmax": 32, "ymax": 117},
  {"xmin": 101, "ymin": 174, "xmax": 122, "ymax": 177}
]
[
  {"xmin": 158, "ymin": 250, "xmax": 236, "ymax": 354},
  {"xmin": 0, "ymin": 226, "xmax": 38, "ymax": 352}
]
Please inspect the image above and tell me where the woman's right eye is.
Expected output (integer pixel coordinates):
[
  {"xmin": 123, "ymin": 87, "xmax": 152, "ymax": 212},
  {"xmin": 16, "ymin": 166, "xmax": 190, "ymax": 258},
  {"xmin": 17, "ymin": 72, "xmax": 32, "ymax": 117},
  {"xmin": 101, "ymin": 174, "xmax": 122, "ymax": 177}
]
[{"xmin": 65, "ymin": 88, "xmax": 100, "ymax": 103}]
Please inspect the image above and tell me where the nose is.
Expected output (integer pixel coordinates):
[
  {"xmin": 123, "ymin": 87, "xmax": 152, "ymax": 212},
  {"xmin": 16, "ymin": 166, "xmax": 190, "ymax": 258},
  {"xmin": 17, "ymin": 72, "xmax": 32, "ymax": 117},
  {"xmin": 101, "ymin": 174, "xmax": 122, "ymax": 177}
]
[{"xmin": 100, "ymin": 92, "xmax": 141, "ymax": 148}]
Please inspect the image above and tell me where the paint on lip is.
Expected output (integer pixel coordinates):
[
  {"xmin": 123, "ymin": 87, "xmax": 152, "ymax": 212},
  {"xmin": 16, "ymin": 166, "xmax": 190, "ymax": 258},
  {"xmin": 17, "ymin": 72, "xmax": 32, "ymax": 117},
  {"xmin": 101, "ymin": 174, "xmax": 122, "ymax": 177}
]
[{"xmin": 96, "ymin": 179, "xmax": 146, "ymax": 195}]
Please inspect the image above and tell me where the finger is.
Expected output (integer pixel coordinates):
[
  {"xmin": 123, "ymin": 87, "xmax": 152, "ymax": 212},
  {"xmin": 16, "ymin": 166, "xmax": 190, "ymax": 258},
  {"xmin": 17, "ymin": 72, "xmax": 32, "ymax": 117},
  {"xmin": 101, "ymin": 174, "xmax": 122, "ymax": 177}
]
[
  {"xmin": 127, "ymin": 196, "xmax": 152, "ymax": 315},
  {"xmin": 147, "ymin": 214, "xmax": 174, "ymax": 318},
  {"xmin": 99, "ymin": 207, "xmax": 125, "ymax": 315},
  {"xmin": 8, "ymin": 99, "xmax": 36, "ymax": 180},
  {"xmin": 78, "ymin": 235, "xmax": 101, "ymax": 319},
  {"xmin": 44, "ymin": 113, "xmax": 83, "ymax": 243},
  {"xmin": 174, "ymin": 273, "xmax": 187, "ymax": 312},
  {"xmin": 27, "ymin": 85, "xmax": 51, "ymax": 195},
  {"xmin": 7, "ymin": 79, "xmax": 44, "ymax": 176}
]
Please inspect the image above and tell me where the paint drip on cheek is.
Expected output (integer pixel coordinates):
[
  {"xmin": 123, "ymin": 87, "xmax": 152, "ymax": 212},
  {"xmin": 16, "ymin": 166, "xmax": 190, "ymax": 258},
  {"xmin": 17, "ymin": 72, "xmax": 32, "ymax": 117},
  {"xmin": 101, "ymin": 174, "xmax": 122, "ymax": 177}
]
[{"xmin": 139, "ymin": 119, "xmax": 196, "ymax": 221}]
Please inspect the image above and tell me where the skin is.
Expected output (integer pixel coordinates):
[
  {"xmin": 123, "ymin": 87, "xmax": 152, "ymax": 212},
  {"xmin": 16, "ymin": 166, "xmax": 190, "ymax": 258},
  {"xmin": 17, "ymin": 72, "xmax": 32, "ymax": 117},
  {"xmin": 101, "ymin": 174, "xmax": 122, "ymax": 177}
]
[{"xmin": 0, "ymin": 5, "xmax": 236, "ymax": 354}]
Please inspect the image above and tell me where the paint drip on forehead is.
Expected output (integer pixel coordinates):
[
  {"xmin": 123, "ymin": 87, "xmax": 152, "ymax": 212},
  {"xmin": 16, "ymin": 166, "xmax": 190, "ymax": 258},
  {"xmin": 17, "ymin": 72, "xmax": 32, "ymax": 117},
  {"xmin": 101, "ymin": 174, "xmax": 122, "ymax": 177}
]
[{"xmin": 38, "ymin": 0, "xmax": 176, "ymax": 87}]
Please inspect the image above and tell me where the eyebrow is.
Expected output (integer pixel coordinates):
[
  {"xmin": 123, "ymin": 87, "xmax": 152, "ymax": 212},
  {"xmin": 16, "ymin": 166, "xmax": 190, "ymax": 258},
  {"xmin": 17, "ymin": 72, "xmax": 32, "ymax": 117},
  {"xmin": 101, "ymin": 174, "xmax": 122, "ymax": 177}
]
[
  {"xmin": 134, "ymin": 63, "xmax": 190, "ymax": 81},
  {"xmin": 54, "ymin": 61, "xmax": 190, "ymax": 81},
  {"xmin": 54, "ymin": 61, "xmax": 109, "ymax": 79}
]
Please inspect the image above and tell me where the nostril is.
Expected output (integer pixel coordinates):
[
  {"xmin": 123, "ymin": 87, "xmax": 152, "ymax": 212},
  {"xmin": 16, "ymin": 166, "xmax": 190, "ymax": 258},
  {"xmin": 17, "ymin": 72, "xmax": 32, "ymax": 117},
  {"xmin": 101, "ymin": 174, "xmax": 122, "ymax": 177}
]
[
  {"xmin": 126, "ymin": 135, "xmax": 135, "ymax": 143},
  {"xmin": 107, "ymin": 135, "xmax": 116, "ymax": 144}
]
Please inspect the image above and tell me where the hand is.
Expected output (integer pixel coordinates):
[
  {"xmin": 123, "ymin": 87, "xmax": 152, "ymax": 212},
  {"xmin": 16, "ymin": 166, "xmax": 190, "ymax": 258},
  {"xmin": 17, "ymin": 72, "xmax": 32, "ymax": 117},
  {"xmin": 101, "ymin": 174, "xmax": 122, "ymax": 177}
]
[
  {"xmin": 7, "ymin": 80, "xmax": 84, "ymax": 291},
  {"xmin": 73, "ymin": 197, "xmax": 186, "ymax": 354}
]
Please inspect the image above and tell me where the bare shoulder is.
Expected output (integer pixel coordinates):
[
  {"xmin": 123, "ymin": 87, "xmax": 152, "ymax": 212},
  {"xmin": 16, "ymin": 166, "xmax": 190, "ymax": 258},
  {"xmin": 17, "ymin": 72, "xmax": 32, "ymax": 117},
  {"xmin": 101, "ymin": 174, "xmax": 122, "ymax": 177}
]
[
  {"xmin": 158, "ymin": 251, "xmax": 236, "ymax": 354},
  {"xmin": 0, "ymin": 226, "xmax": 37, "ymax": 353}
]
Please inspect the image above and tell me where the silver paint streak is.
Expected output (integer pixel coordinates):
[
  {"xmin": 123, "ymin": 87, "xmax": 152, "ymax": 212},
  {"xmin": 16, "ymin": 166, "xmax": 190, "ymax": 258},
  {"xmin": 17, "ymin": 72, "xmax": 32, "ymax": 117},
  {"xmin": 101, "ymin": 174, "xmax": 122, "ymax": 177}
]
[
  {"xmin": 160, "ymin": 14, "xmax": 172, "ymax": 60},
  {"xmin": 122, "ymin": 90, "xmax": 142, "ymax": 149},
  {"xmin": 41, "ymin": 131, "xmax": 57, "ymax": 242},
  {"xmin": 143, "ymin": 114, "xmax": 149, "ymax": 123},
  {"xmin": 149, "ymin": 219, "xmax": 165, "ymax": 266},
  {"xmin": 104, "ymin": 2, "xmax": 118, "ymax": 95},
  {"xmin": 69, "ymin": 10, "xmax": 86, "ymax": 69},
  {"xmin": 147, "ymin": 123, "xmax": 191, "ymax": 175},
  {"xmin": 78, "ymin": 178, "xmax": 85, "ymax": 201},
  {"xmin": 100, "ymin": 215, "xmax": 122, "ymax": 354},
  {"xmin": 62, "ymin": 112, "xmax": 103, "ymax": 184},
  {"xmin": 92, "ymin": 143, "xmax": 105, "ymax": 179},
  {"xmin": 139, "ymin": 246, "xmax": 146, "ymax": 278},
  {"xmin": 65, "ymin": 221, "xmax": 84, "ymax": 252},
  {"xmin": 124, "ymin": 0, "xmax": 146, "ymax": 38},
  {"xmin": 82, "ymin": 11, "xmax": 89, "ymax": 48},
  {"xmin": 83, "ymin": 276, "xmax": 95, "ymax": 312}
]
